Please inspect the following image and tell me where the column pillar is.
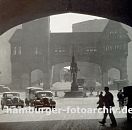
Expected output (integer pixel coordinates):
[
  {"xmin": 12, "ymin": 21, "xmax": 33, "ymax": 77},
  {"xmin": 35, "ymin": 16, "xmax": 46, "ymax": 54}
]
[
  {"xmin": 102, "ymin": 70, "xmax": 108, "ymax": 87},
  {"xmin": 101, "ymin": 66, "xmax": 108, "ymax": 87},
  {"xmin": 20, "ymin": 71, "xmax": 31, "ymax": 89},
  {"xmin": 43, "ymin": 65, "xmax": 52, "ymax": 90},
  {"xmin": 50, "ymin": 65, "xmax": 54, "ymax": 87},
  {"xmin": 12, "ymin": 73, "xmax": 22, "ymax": 90},
  {"xmin": 120, "ymin": 58, "xmax": 128, "ymax": 80}
]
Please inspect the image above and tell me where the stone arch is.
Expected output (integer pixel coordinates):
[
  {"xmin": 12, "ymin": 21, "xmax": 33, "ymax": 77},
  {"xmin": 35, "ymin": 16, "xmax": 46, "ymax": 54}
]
[
  {"xmin": 52, "ymin": 62, "xmax": 71, "ymax": 84},
  {"xmin": 31, "ymin": 69, "xmax": 44, "ymax": 86},
  {"xmin": 52, "ymin": 61, "xmax": 101, "ymax": 85},
  {"xmin": 108, "ymin": 67, "xmax": 121, "ymax": 84},
  {"xmin": 107, "ymin": 67, "xmax": 128, "ymax": 90},
  {"xmin": 0, "ymin": 0, "xmax": 132, "ymax": 35},
  {"xmin": 60, "ymin": 66, "xmax": 71, "ymax": 82},
  {"xmin": 77, "ymin": 62, "xmax": 101, "ymax": 83}
]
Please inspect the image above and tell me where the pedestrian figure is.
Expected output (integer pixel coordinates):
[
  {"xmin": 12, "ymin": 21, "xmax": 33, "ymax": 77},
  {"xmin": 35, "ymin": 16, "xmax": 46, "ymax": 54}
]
[
  {"xmin": 117, "ymin": 89, "xmax": 124, "ymax": 110},
  {"xmin": 97, "ymin": 91, "xmax": 104, "ymax": 109},
  {"xmin": 99, "ymin": 87, "xmax": 117, "ymax": 127},
  {"xmin": 89, "ymin": 87, "xmax": 94, "ymax": 96}
]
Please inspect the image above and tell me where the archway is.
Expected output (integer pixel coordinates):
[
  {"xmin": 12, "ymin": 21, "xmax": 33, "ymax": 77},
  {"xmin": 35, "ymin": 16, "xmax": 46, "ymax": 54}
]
[
  {"xmin": 0, "ymin": 1, "xmax": 131, "ymax": 128},
  {"xmin": 31, "ymin": 69, "xmax": 44, "ymax": 86},
  {"xmin": 52, "ymin": 62, "xmax": 71, "ymax": 84},
  {"xmin": 108, "ymin": 68, "xmax": 120, "ymax": 83},
  {"xmin": 61, "ymin": 66, "xmax": 71, "ymax": 82},
  {"xmin": 108, "ymin": 68, "xmax": 121, "ymax": 90},
  {"xmin": 52, "ymin": 62, "xmax": 101, "ymax": 88},
  {"xmin": 3, "ymin": 12, "xmax": 130, "ymax": 90},
  {"xmin": 0, "ymin": 0, "xmax": 132, "ymax": 35}
]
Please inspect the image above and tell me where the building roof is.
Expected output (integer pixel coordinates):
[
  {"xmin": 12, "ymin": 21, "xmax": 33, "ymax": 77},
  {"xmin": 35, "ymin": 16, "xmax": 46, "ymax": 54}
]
[
  {"xmin": 72, "ymin": 19, "xmax": 109, "ymax": 32},
  {"xmin": 72, "ymin": 19, "xmax": 128, "ymax": 33},
  {"xmin": 9, "ymin": 29, "xmax": 22, "ymax": 44}
]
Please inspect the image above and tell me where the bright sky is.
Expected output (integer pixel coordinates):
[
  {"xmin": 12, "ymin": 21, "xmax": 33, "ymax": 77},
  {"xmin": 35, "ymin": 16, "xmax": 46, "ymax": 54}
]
[{"xmin": 50, "ymin": 13, "xmax": 104, "ymax": 32}]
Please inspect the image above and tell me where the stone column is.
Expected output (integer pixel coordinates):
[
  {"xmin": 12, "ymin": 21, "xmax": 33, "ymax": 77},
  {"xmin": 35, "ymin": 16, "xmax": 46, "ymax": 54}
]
[
  {"xmin": 101, "ymin": 66, "xmax": 108, "ymax": 87},
  {"xmin": 50, "ymin": 65, "xmax": 54, "ymax": 87},
  {"xmin": 120, "ymin": 58, "xmax": 128, "ymax": 80},
  {"xmin": 21, "ymin": 71, "xmax": 31, "ymax": 88},
  {"xmin": 11, "ymin": 73, "xmax": 22, "ymax": 90},
  {"xmin": 43, "ymin": 64, "xmax": 52, "ymax": 90},
  {"xmin": 102, "ymin": 70, "xmax": 108, "ymax": 87},
  {"xmin": 120, "ymin": 67, "xmax": 128, "ymax": 80}
]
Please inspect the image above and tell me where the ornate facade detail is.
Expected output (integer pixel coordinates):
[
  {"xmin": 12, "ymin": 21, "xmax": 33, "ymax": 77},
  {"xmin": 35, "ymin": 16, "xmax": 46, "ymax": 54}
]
[{"xmin": 10, "ymin": 19, "xmax": 130, "ymax": 89}]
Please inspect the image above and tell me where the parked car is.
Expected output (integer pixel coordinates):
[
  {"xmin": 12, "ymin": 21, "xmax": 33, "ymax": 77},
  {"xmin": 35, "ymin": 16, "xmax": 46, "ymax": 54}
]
[
  {"xmin": 34, "ymin": 91, "xmax": 56, "ymax": 110},
  {"xmin": 25, "ymin": 87, "xmax": 43, "ymax": 106},
  {"xmin": 1, "ymin": 92, "xmax": 24, "ymax": 110}
]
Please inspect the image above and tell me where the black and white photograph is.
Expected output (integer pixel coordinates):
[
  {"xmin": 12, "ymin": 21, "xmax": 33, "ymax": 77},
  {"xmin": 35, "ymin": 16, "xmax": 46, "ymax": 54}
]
[{"xmin": 0, "ymin": 0, "xmax": 132, "ymax": 130}]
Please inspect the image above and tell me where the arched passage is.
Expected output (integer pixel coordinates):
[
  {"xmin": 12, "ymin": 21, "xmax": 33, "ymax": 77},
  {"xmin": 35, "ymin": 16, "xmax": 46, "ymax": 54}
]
[
  {"xmin": 31, "ymin": 69, "xmax": 44, "ymax": 86},
  {"xmin": 52, "ymin": 61, "xmax": 101, "ymax": 88},
  {"xmin": 52, "ymin": 62, "xmax": 71, "ymax": 84},
  {"xmin": 60, "ymin": 66, "xmax": 71, "ymax": 82},
  {"xmin": 108, "ymin": 68, "xmax": 120, "ymax": 84},
  {"xmin": 7, "ymin": 13, "xmax": 130, "ymax": 90},
  {"xmin": 108, "ymin": 67, "xmax": 128, "ymax": 90}
]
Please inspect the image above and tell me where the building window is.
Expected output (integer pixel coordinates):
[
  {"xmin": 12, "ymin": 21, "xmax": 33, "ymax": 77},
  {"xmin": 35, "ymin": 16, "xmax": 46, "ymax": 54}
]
[
  {"xmin": 54, "ymin": 49, "xmax": 58, "ymax": 53},
  {"xmin": 35, "ymin": 47, "xmax": 42, "ymax": 55},
  {"xmin": 13, "ymin": 46, "xmax": 17, "ymax": 55},
  {"xmin": 18, "ymin": 46, "xmax": 21, "ymax": 55},
  {"xmin": 110, "ymin": 31, "xmax": 117, "ymax": 34},
  {"xmin": 35, "ymin": 47, "xmax": 38, "ymax": 55},
  {"xmin": 54, "ymin": 48, "xmax": 65, "ymax": 54}
]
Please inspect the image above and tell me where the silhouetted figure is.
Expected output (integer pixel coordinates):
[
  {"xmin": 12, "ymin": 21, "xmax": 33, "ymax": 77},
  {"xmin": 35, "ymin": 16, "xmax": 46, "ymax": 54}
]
[
  {"xmin": 117, "ymin": 89, "xmax": 124, "ymax": 110},
  {"xmin": 97, "ymin": 91, "xmax": 104, "ymax": 109},
  {"xmin": 89, "ymin": 87, "xmax": 94, "ymax": 96},
  {"xmin": 99, "ymin": 87, "xmax": 117, "ymax": 127}
]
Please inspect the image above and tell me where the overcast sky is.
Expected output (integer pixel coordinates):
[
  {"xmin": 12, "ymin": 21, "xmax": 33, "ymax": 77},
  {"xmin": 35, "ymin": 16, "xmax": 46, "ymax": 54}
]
[{"xmin": 50, "ymin": 13, "xmax": 104, "ymax": 32}]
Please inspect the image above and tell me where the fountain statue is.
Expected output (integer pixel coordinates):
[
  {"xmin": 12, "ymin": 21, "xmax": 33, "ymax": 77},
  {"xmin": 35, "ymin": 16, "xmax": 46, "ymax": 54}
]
[
  {"xmin": 64, "ymin": 45, "xmax": 83, "ymax": 97},
  {"xmin": 70, "ymin": 52, "xmax": 79, "ymax": 91}
]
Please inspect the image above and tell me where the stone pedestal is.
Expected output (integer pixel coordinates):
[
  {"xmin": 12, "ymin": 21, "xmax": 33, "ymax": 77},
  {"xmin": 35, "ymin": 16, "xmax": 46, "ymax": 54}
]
[
  {"xmin": 64, "ymin": 91, "xmax": 84, "ymax": 98},
  {"xmin": 71, "ymin": 82, "xmax": 78, "ymax": 91},
  {"xmin": 64, "ymin": 79, "xmax": 84, "ymax": 97}
]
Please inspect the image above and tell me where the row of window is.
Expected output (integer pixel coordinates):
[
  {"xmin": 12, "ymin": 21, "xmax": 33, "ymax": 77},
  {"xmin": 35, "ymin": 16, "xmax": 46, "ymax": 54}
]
[
  {"xmin": 53, "ymin": 45, "xmax": 127, "ymax": 55},
  {"xmin": 85, "ymin": 48, "xmax": 97, "ymax": 52},
  {"xmin": 12, "ymin": 46, "xmax": 42, "ymax": 56},
  {"xmin": 53, "ymin": 48, "xmax": 97, "ymax": 55},
  {"xmin": 12, "ymin": 44, "xmax": 127, "ymax": 56},
  {"xmin": 54, "ymin": 49, "xmax": 65, "ymax": 53},
  {"xmin": 107, "ymin": 32, "xmax": 127, "ymax": 39},
  {"xmin": 104, "ymin": 44, "xmax": 127, "ymax": 51},
  {"xmin": 13, "ymin": 46, "xmax": 21, "ymax": 55}
]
